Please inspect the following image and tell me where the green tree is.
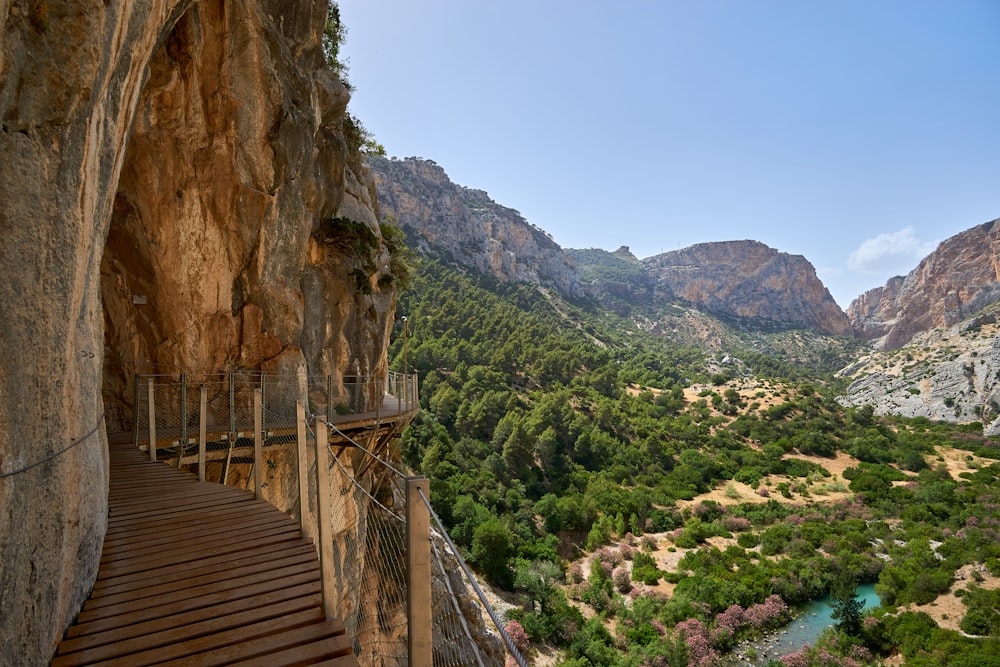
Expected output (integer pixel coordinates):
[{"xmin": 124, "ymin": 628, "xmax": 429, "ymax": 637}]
[
  {"xmin": 472, "ymin": 517, "xmax": 513, "ymax": 589},
  {"xmin": 830, "ymin": 572, "xmax": 864, "ymax": 636}
]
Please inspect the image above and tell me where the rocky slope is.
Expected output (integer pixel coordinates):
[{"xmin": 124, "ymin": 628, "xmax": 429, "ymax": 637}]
[
  {"xmin": 0, "ymin": 2, "xmax": 397, "ymax": 662},
  {"xmin": 838, "ymin": 305, "xmax": 1000, "ymax": 435},
  {"xmin": 368, "ymin": 156, "xmax": 584, "ymax": 299},
  {"xmin": 848, "ymin": 218, "xmax": 1000, "ymax": 350},
  {"xmin": 641, "ymin": 241, "xmax": 853, "ymax": 336}
]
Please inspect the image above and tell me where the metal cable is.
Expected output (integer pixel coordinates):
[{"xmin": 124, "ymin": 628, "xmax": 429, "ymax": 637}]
[
  {"xmin": 0, "ymin": 412, "xmax": 106, "ymax": 479},
  {"xmin": 417, "ymin": 487, "xmax": 529, "ymax": 667},
  {"xmin": 430, "ymin": 535, "xmax": 488, "ymax": 667}
]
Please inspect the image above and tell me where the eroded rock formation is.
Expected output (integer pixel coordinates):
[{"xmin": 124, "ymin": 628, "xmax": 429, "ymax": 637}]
[
  {"xmin": 0, "ymin": 1, "xmax": 397, "ymax": 662},
  {"xmin": 369, "ymin": 155, "xmax": 585, "ymax": 299},
  {"xmin": 847, "ymin": 218, "xmax": 1000, "ymax": 350},
  {"xmin": 642, "ymin": 240, "xmax": 853, "ymax": 335}
]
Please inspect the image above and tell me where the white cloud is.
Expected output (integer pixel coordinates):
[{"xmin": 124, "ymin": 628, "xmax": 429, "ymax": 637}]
[{"xmin": 846, "ymin": 226, "xmax": 939, "ymax": 274}]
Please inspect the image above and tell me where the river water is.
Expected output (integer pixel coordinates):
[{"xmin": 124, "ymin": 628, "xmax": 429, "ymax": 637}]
[{"xmin": 724, "ymin": 584, "xmax": 881, "ymax": 665}]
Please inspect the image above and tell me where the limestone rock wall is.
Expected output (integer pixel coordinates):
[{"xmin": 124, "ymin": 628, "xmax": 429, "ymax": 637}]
[
  {"xmin": 369, "ymin": 155, "xmax": 585, "ymax": 299},
  {"xmin": 847, "ymin": 218, "xmax": 1000, "ymax": 350},
  {"xmin": 642, "ymin": 240, "xmax": 853, "ymax": 335},
  {"xmin": 838, "ymin": 309, "xmax": 1000, "ymax": 435},
  {"xmin": 0, "ymin": 1, "xmax": 396, "ymax": 663}
]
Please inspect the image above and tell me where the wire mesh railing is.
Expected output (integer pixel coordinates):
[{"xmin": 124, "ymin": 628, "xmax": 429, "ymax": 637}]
[
  {"xmin": 133, "ymin": 371, "xmax": 418, "ymax": 463},
  {"xmin": 313, "ymin": 414, "xmax": 525, "ymax": 667}
]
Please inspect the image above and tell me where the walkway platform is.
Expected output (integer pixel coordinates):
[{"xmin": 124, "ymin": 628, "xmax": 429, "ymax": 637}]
[{"xmin": 52, "ymin": 440, "xmax": 359, "ymax": 667}]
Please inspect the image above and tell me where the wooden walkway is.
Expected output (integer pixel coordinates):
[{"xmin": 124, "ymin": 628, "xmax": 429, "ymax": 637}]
[{"xmin": 52, "ymin": 440, "xmax": 359, "ymax": 667}]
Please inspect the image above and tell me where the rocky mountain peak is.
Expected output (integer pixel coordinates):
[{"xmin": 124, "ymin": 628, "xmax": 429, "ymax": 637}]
[
  {"xmin": 848, "ymin": 218, "xmax": 1000, "ymax": 350},
  {"xmin": 641, "ymin": 240, "xmax": 853, "ymax": 336},
  {"xmin": 368, "ymin": 156, "xmax": 584, "ymax": 299}
]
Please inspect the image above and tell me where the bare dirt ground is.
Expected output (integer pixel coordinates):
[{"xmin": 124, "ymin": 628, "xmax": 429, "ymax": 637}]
[
  {"xmin": 675, "ymin": 450, "xmax": 861, "ymax": 510},
  {"xmin": 895, "ymin": 564, "xmax": 1000, "ymax": 633},
  {"xmin": 934, "ymin": 445, "xmax": 990, "ymax": 478}
]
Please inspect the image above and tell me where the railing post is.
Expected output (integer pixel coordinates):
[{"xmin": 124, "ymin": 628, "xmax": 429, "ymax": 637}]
[
  {"xmin": 178, "ymin": 373, "xmax": 187, "ymax": 468},
  {"xmin": 228, "ymin": 371, "xmax": 235, "ymax": 440},
  {"xmin": 253, "ymin": 388, "xmax": 263, "ymax": 501},
  {"xmin": 314, "ymin": 416, "xmax": 336, "ymax": 621},
  {"xmin": 406, "ymin": 476, "xmax": 432, "ymax": 667},
  {"xmin": 326, "ymin": 374, "xmax": 333, "ymax": 424},
  {"xmin": 147, "ymin": 378, "xmax": 157, "ymax": 462},
  {"xmin": 198, "ymin": 385, "xmax": 207, "ymax": 482},
  {"xmin": 295, "ymin": 400, "xmax": 313, "ymax": 540},
  {"xmin": 133, "ymin": 373, "xmax": 140, "ymax": 450}
]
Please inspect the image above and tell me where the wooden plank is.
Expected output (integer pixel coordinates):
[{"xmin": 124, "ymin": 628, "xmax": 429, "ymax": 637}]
[
  {"xmin": 100, "ymin": 509, "xmax": 290, "ymax": 556},
  {"xmin": 53, "ymin": 607, "xmax": 329, "ymax": 666},
  {"xmin": 154, "ymin": 622, "xmax": 351, "ymax": 667},
  {"xmin": 84, "ymin": 552, "xmax": 318, "ymax": 611},
  {"xmin": 230, "ymin": 633, "xmax": 356, "ymax": 667},
  {"xmin": 95, "ymin": 525, "xmax": 304, "ymax": 579},
  {"xmin": 90, "ymin": 542, "xmax": 315, "ymax": 596},
  {"xmin": 69, "ymin": 569, "xmax": 321, "ymax": 636},
  {"xmin": 100, "ymin": 523, "xmax": 306, "ymax": 577},
  {"xmin": 99, "ymin": 520, "xmax": 301, "ymax": 566},
  {"xmin": 102, "ymin": 501, "xmax": 281, "ymax": 544},
  {"xmin": 65, "ymin": 581, "xmax": 322, "ymax": 642},
  {"xmin": 80, "ymin": 560, "xmax": 318, "ymax": 620}
]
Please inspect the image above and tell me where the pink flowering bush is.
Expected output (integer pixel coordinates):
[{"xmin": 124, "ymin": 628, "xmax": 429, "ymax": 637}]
[
  {"xmin": 620, "ymin": 543, "xmax": 636, "ymax": 560},
  {"xmin": 714, "ymin": 604, "xmax": 745, "ymax": 635},
  {"xmin": 781, "ymin": 648, "xmax": 811, "ymax": 667},
  {"xmin": 613, "ymin": 566, "xmax": 633, "ymax": 593},
  {"xmin": 722, "ymin": 516, "xmax": 752, "ymax": 533},
  {"xmin": 745, "ymin": 595, "xmax": 789, "ymax": 630},
  {"xmin": 503, "ymin": 619, "xmax": 529, "ymax": 654},
  {"xmin": 674, "ymin": 618, "xmax": 720, "ymax": 667},
  {"xmin": 757, "ymin": 486, "xmax": 770, "ymax": 497},
  {"xmin": 596, "ymin": 546, "xmax": 623, "ymax": 566},
  {"xmin": 567, "ymin": 561, "xmax": 584, "ymax": 584}
]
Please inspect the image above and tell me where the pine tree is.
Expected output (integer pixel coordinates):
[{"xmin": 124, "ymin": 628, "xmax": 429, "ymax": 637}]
[{"xmin": 830, "ymin": 572, "xmax": 864, "ymax": 636}]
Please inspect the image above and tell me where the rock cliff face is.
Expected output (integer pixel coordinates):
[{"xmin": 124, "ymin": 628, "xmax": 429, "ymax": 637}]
[
  {"xmin": 368, "ymin": 156, "xmax": 584, "ymax": 299},
  {"xmin": 0, "ymin": 2, "xmax": 396, "ymax": 663},
  {"xmin": 848, "ymin": 218, "xmax": 1000, "ymax": 350},
  {"xmin": 838, "ymin": 307, "xmax": 1000, "ymax": 435},
  {"xmin": 641, "ymin": 241, "xmax": 853, "ymax": 335}
]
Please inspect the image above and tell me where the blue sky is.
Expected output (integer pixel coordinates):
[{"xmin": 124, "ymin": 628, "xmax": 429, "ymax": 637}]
[{"xmin": 338, "ymin": 1, "xmax": 999, "ymax": 309}]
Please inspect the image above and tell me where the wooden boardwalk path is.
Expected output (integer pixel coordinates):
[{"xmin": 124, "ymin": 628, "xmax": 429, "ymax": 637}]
[{"xmin": 52, "ymin": 439, "xmax": 358, "ymax": 667}]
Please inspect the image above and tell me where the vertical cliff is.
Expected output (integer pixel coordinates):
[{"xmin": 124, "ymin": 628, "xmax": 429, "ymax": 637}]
[
  {"xmin": 0, "ymin": 1, "xmax": 397, "ymax": 663},
  {"xmin": 642, "ymin": 240, "xmax": 854, "ymax": 335},
  {"xmin": 369, "ymin": 155, "xmax": 585, "ymax": 299},
  {"xmin": 847, "ymin": 218, "xmax": 1000, "ymax": 350}
]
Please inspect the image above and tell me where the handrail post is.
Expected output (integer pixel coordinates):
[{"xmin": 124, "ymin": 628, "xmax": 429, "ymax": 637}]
[
  {"xmin": 406, "ymin": 476, "xmax": 432, "ymax": 667},
  {"xmin": 314, "ymin": 417, "xmax": 336, "ymax": 620},
  {"xmin": 147, "ymin": 378, "xmax": 157, "ymax": 462},
  {"xmin": 253, "ymin": 388, "xmax": 263, "ymax": 501},
  {"xmin": 295, "ymin": 400, "xmax": 313, "ymax": 540},
  {"xmin": 133, "ymin": 373, "xmax": 140, "ymax": 450},
  {"xmin": 198, "ymin": 385, "xmax": 207, "ymax": 482},
  {"xmin": 178, "ymin": 373, "xmax": 187, "ymax": 468}
]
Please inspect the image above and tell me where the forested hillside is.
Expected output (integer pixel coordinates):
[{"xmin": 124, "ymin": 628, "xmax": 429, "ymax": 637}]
[{"xmin": 389, "ymin": 259, "xmax": 1000, "ymax": 667}]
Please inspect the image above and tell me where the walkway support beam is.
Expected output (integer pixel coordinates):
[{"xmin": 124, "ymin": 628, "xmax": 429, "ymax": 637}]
[
  {"xmin": 253, "ymin": 388, "xmax": 263, "ymax": 500},
  {"xmin": 407, "ymin": 476, "xmax": 432, "ymax": 667},
  {"xmin": 314, "ymin": 416, "xmax": 336, "ymax": 621},
  {"xmin": 147, "ymin": 378, "xmax": 156, "ymax": 462}
]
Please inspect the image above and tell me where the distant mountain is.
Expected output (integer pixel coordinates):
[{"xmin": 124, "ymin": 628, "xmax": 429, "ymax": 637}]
[
  {"xmin": 642, "ymin": 241, "xmax": 852, "ymax": 336},
  {"xmin": 372, "ymin": 156, "xmax": 855, "ymax": 342},
  {"xmin": 848, "ymin": 218, "xmax": 1000, "ymax": 350},
  {"xmin": 368, "ymin": 156, "xmax": 584, "ymax": 298}
]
